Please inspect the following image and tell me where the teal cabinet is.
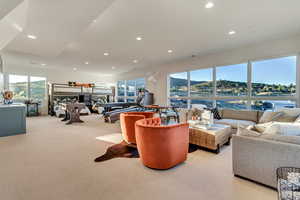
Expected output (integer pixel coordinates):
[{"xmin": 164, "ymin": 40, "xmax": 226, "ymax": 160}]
[{"xmin": 0, "ymin": 104, "xmax": 26, "ymax": 137}]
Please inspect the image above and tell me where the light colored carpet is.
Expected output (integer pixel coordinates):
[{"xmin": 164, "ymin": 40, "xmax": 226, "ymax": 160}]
[
  {"xmin": 0, "ymin": 115, "xmax": 277, "ymax": 200},
  {"xmin": 96, "ymin": 133, "xmax": 123, "ymax": 144}
]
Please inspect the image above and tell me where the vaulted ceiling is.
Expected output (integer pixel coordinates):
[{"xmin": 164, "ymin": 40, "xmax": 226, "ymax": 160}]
[{"xmin": 3, "ymin": 0, "xmax": 300, "ymax": 75}]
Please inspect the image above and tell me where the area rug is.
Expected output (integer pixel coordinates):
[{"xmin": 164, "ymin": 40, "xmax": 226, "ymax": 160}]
[{"xmin": 94, "ymin": 133, "xmax": 198, "ymax": 163}]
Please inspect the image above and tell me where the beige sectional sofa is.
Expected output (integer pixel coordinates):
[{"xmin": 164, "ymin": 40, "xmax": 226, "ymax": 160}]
[
  {"xmin": 225, "ymin": 108, "xmax": 300, "ymax": 189},
  {"xmin": 199, "ymin": 108, "xmax": 300, "ymax": 188},
  {"xmin": 232, "ymin": 134, "xmax": 300, "ymax": 188},
  {"xmin": 214, "ymin": 109, "xmax": 263, "ymax": 134}
]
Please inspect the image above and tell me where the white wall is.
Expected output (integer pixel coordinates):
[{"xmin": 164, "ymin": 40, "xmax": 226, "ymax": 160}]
[
  {"xmin": 1, "ymin": 51, "xmax": 114, "ymax": 85},
  {"xmin": 0, "ymin": 51, "xmax": 115, "ymax": 114},
  {"xmin": 117, "ymin": 34, "xmax": 300, "ymax": 105},
  {"xmin": 0, "ymin": 55, "xmax": 3, "ymax": 93}
]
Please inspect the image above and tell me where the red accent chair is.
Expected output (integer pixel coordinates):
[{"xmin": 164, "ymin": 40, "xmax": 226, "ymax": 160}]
[
  {"xmin": 135, "ymin": 118, "xmax": 189, "ymax": 169},
  {"xmin": 120, "ymin": 112, "xmax": 155, "ymax": 144}
]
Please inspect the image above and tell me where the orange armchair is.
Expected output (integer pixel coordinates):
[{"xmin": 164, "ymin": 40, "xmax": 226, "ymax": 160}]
[
  {"xmin": 135, "ymin": 118, "xmax": 189, "ymax": 169},
  {"xmin": 120, "ymin": 112, "xmax": 155, "ymax": 144}
]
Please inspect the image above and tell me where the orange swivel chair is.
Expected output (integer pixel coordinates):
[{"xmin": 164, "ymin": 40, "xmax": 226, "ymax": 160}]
[
  {"xmin": 135, "ymin": 118, "xmax": 189, "ymax": 169},
  {"xmin": 120, "ymin": 112, "xmax": 155, "ymax": 144}
]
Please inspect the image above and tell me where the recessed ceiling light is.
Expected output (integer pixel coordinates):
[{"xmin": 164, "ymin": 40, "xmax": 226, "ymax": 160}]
[
  {"xmin": 205, "ymin": 2, "xmax": 214, "ymax": 9},
  {"xmin": 85, "ymin": 61, "xmax": 89, "ymax": 65},
  {"xmin": 133, "ymin": 60, "xmax": 138, "ymax": 63},
  {"xmin": 73, "ymin": 67, "xmax": 77, "ymax": 71},
  {"xmin": 136, "ymin": 36, "xmax": 142, "ymax": 41},
  {"xmin": 104, "ymin": 52, "xmax": 109, "ymax": 56},
  {"xmin": 41, "ymin": 63, "xmax": 46, "ymax": 66},
  {"xmin": 228, "ymin": 30, "xmax": 236, "ymax": 35},
  {"xmin": 93, "ymin": 19, "xmax": 97, "ymax": 23},
  {"xmin": 168, "ymin": 50, "xmax": 173, "ymax": 53},
  {"xmin": 27, "ymin": 35, "xmax": 37, "ymax": 39},
  {"xmin": 112, "ymin": 66, "xmax": 116, "ymax": 69}
]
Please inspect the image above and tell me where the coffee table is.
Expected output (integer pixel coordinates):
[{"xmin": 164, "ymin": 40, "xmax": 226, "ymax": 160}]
[{"xmin": 189, "ymin": 123, "xmax": 232, "ymax": 154}]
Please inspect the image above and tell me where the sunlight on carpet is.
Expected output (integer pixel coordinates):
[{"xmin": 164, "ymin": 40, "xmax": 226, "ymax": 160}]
[{"xmin": 96, "ymin": 133, "xmax": 123, "ymax": 144}]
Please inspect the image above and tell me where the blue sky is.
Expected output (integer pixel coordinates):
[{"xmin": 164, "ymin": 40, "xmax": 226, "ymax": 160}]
[{"xmin": 170, "ymin": 56, "xmax": 296, "ymax": 85}]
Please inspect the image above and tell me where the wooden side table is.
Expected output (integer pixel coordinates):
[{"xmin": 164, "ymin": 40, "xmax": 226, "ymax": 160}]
[{"xmin": 189, "ymin": 123, "xmax": 232, "ymax": 153}]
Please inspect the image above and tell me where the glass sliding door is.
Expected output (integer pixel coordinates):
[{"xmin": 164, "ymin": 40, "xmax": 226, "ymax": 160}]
[
  {"xmin": 30, "ymin": 76, "xmax": 46, "ymax": 105},
  {"xmin": 126, "ymin": 80, "xmax": 136, "ymax": 97},
  {"xmin": 117, "ymin": 80, "xmax": 125, "ymax": 96},
  {"xmin": 8, "ymin": 74, "xmax": 28, "ymax": 103}
]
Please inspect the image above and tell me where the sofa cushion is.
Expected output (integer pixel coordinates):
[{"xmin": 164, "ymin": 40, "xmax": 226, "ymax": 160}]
[
  {"xmin": 211, "ymin": 108, "xmax": 222, "ymax": 120},
  {"xmin": 295, "ymin": 115, "xmax": 300, "ymax": 123},
  {"xmin": 273, "ymin": 108, "xmax": 300, "ymax": 122},
  {"xmin": 237, "ymin": 126, "xmax": 262, "ymax": 137},
  {"xmin": 222, "ymin": 109, "xmax": 258, "ymax": 122},
  {"xmin": 215, "ymin": 118, "xmax": 256, "ymax": 129},
  {"xmin": 254, "ymin": 122, "xmax": 274, "ymax": 133},
  {"xmin": 259, "ymin": 111, "xmax": 283, "ymax": 123},
  {"xmin": 261, "ymin": 134, "xmax": 300, "ymax": 145},
  {"xmin": 263, "ymin": 122, "xmax": 300, "ymax": 136},
  {"xmin": 278, "ymin": 108, "xmax": 300, "ymax": 117}
]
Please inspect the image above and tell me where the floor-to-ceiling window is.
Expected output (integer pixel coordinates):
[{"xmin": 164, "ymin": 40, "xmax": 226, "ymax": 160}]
[
  {"xmin": 168, "ymin": 56, "xmax": 298, "ymax": 111},
  {"xmin": 190, "ymin": 68, "xmax": 214, "ymax": 108},
  {"xmin": 169, "ymin": 72, "xmax": 188, "ymax": 108},
  {"xmin": 116, "ymin": 78, "xmax": 146, "ymax": 103},
  {"xmin": 251, "ymin": 56, "xmax": 297, "ymax": 110},
  {"xmin": 30, "ymin": 76, "xmax": 47, "ymax": 105},
  {"xmin": 8, "ymin": 74, "xmax": 29, "ymax": 103},
  {"xmin": 216, "ymin": 63, "xmax": 248, "ymax": 97}
]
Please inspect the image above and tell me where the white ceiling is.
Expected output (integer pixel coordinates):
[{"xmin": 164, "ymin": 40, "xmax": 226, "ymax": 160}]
[
  {"xmin": 0, "ymin": 0, "xmax": 23, "ymax": 20},
  {"xmin": 4, "ymin": 0, "xmax": 300, "ymax": 75}
]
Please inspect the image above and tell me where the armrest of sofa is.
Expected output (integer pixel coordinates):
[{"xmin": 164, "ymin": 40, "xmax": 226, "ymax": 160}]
[{"xmin": 232, "ymin": 135, "xmax": 300, "ymax": 188}]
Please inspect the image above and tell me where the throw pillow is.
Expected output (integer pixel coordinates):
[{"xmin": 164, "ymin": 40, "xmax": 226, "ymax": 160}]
[
  {"xmin": 254, "ymin": 122, "xmax": 274, "ymax": 133},
  {"xmin": 278, "ymin": 108, "xmax": 300, "ymax": 117},
  {"xmin": 259, "ymin": 111, "xmax": 283, "ymax": 123},
  {"xmin": 237, "ymin": 126, "xmax": 262, "ymax": 137},
  {"xmin": 210, "ymin": 108, "xmax": 222, "ymax": 120},
  {"xmin": 263, "ymin": 122, "xmax": 300, "ymax": 136},
  {"xmin": 294, "ymin": 115, "xmax": 300, "ymax": 123}
]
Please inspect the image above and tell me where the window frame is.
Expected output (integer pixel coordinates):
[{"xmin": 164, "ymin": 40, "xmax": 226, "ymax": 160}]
[
  {"xmin": 116, "ymin": 78, "xmax": 146, "ymax": 102},
  {"xmin": 168, "ymin": 55, "xmax": 299, "ymax": 110},
  {"xmin": 5, "ymin": 74, "xmax": 47, "ymax": 104}
]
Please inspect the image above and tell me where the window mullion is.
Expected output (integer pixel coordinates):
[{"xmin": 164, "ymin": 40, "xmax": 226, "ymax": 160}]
[
  {"xmin": 28, "ymin": 76, "xmax": 31, "ymax": 101},
  {"xmin": 213, "ymin": 67, "xmax": 217, "ymax": 107},
  {"xmin": 124, "ymin": 80, "xmax": 127, "ymax": 102},
  {"xmin": 297, "ymin": 53, "xmax": 300, "ymax": 107},
  {"xmin": 187, "ymin": 71, "xmax": 191, "ymax": 108},
  {"xmin": 247, "ymin": 61, "xmax": 252, "ymax": 109}
]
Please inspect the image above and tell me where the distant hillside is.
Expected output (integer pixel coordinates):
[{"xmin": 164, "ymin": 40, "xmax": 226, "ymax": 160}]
[{"xmin": 170, "ymin": 77, "xmax": 296, "ymax": 96}]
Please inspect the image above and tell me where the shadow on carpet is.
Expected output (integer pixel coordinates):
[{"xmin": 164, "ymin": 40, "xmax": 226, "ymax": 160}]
[{"xmin": 94, "ymin": 141, "xmax": 198, "ymax": 163}]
